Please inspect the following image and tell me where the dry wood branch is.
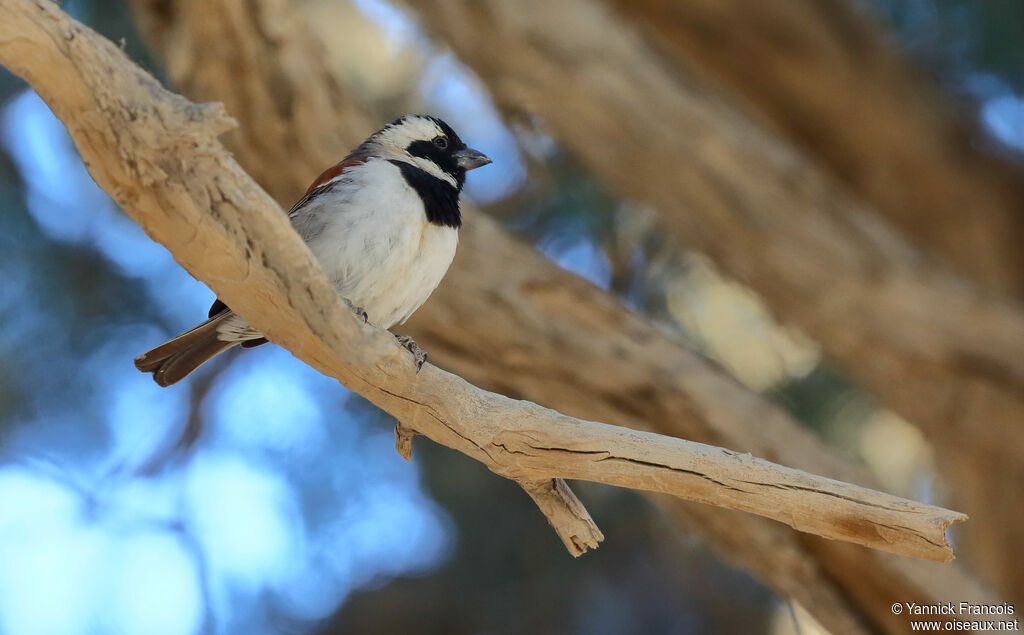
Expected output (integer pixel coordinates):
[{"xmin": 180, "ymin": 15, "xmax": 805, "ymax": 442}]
[
  {"xmin": 394, "ymin": 422, "xmax": 416, "ymax": 461},
  {"xmin": 0, "ymin": 0, "xmax": 595, "ymax": 554},
  {"xmin": 518, "ymin": 478, "xmax": 603, "ymax": 556},
  {"xmin": 395, "ymin": 423, "xmax": 602, "ymax": 556},
  {"xmin": 124, "ymin": 1, "xmax": 1000, "ymax": 631},
  {"xmin": 0, "ymin": 0, "xmax": 966, "ymax": 563},
  {"xmin": 404, "ymin": 0, "xmax": 1024, "ymax": 599},
  {"xmin": 488, "ymin": 425, "xmax": 964, "ymax": 561},
  {"xmin": 601, "ymin": 1, "xmax": 1024, "ymax": 596}
]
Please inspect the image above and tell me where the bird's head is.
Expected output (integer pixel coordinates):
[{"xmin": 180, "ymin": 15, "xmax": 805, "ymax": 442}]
[{"xmin": 355, "ymin": 115, "xmax": 491, "ymax": 190}]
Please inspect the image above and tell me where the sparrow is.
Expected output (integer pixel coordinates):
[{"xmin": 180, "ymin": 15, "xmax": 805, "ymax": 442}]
[{"xmin": 135, "ymin": 115, "xmax": 491, "ymax": 386}]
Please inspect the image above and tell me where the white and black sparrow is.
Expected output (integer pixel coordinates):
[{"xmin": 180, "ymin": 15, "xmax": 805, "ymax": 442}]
[{"xmin": 135, "ymin": 115, "xmax": 491, "ymax": 386}]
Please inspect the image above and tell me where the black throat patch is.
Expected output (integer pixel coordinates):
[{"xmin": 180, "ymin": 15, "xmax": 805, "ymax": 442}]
[{"xmin": 390, "ymin": 160, "xmax": 462, "ymax": 228}]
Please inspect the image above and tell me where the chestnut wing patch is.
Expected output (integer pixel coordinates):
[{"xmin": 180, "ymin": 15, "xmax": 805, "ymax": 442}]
[{"xmin": 305, "ymin": 155, "xmax": 370, "ymax": 193}]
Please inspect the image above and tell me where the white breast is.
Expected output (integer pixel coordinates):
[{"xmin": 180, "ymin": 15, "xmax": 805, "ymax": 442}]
[
  {"xmin": 217, "ymin": 159, "xmax": 458, "ymax": 343},
  {"xmin": 296, "ymin": 158, "xmax": 458, "ymax": 329}
]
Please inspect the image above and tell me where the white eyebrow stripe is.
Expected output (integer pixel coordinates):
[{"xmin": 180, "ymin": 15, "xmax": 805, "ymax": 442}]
[{"xmin": 407, "ymin": 155, "xmax": 458, "ymax": 188}]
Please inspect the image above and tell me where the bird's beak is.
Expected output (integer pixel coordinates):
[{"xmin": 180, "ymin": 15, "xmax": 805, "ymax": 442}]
[{"xmin": 455, "ymin": 147, "xmax": 492, "ymax": 170}]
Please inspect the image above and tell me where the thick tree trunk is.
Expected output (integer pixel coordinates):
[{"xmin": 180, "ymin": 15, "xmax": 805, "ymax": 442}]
[
  {"xmin": 608, "ymin": 0, "xmax": 1024, "ymax": 297},
  {"xmin": 401, "ymin": 0, "xmax": 1024, "ymax": 600},
  {"xmin": 124, "ymin": 1, "xmax": 998, "ymax": 633}
]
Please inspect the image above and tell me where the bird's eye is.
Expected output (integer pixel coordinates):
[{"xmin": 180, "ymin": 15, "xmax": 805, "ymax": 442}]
[{"xmin": 432, "ymin": 136, "xmax": 448, "ymax": 149}]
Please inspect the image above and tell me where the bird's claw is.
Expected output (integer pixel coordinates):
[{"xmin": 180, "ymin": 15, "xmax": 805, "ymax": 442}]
[
  {"xmin": 345, "ymin": 299, "xmax": 369, "ymax": 323},
  {"xmin": 396, "ymin": 335, "xmax": 427, "ymax": 371}
]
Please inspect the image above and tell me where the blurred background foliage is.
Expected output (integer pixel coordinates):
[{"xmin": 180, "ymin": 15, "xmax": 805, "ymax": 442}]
[
  {"xmin": 0, "ymin": 0, "xmax": 1021, "ymax": 633},
  {"xmin": 869, "ymin": 0, "xmax": 1024, "ymax": 151}
]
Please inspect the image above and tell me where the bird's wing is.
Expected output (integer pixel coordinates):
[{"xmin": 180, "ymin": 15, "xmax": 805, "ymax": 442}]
[
  {"xmin": 207, "ymin": 155, "xmax": 372, "ymax": 320},
  {"xmin": 286, "ymin": 155, "xmax": 371, "ymax": 217}
]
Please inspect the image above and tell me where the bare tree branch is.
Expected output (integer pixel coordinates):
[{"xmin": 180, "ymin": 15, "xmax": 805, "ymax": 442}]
[
  {"xmin": 122, "ymin": 0, "xmax": 1002, "ymax": 632},
  {"xmin": 0, "ymin": 0, "xmax": 967, "ymax": 566},
  {"xmin": 402, "ymin": 0, "xmax": 1024, "ymax": 600},
  {"xmin": 130, "ymin": 6, "xmax": 884, "ymax": 630},
  {"xmin": 517, "ymin": 478, "xmax": 605, "ymax": 555}
]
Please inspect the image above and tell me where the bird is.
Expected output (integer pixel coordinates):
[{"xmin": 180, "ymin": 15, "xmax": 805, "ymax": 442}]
[{"xmin": 135, "ymin": 114, "xmax": 491, "ymax": 386}]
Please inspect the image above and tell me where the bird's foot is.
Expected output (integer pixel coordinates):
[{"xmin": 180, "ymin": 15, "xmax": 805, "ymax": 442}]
[
  {"xmin": 395, "ymin": 335, "xmax": 427, "ymax": 371},
  {"xmin": 344, "ymin": 299, "xmax": 369, "ymax": 323}
]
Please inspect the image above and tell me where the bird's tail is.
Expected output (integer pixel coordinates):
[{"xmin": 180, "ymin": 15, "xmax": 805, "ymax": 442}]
[{"xmin": 135, "ymin": 312, "xmax": 237, "ymax": 386}]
